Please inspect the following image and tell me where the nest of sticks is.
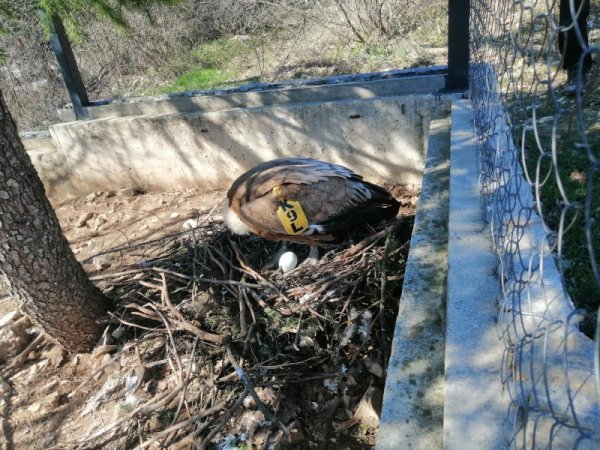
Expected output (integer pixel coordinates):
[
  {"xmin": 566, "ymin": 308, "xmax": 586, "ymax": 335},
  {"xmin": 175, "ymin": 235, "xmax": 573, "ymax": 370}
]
[{"xmin": 73, "ymin": 208, "xmax": 414, "ymax": 449}]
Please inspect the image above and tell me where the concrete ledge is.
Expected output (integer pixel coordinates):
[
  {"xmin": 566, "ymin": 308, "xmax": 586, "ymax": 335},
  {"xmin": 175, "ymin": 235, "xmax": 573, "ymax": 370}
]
[
  {"xmin": 443, "ymin": 98, "xmax": 507, "ymax": 449},
  {"xmin": 60, "ymin": 74, "xmax": 446, "ymax": 121},
  {"xmin": 58, "ymin": 67, "xmax": 447, "ymax": 121},
  {"xmin": 377, "ymin": 101, "xmax": 451, "ymax": 449}
]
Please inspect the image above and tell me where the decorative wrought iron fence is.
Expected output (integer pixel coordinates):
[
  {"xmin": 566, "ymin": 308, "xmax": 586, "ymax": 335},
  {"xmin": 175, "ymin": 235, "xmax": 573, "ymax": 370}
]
[{"xmin": 470, "ymin": 0, "xmax": 600, "ymax": 447}]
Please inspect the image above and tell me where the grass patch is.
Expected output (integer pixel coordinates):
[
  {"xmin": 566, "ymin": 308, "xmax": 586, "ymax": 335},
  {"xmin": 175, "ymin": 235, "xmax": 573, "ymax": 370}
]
[
  {"xmin": 139, "ymin": 12, "xmax": 448, "ymax": 96},
  {"xmin": 159, "ymin": 67, "xmax": 228, "ymax": 92},
  {"xmin": 154, "ymin": 37, "xmax": 257, "ymax": 93},
  {"xmin": 191, "ymin": 37, "xmax": 251, "ymax": 69}
]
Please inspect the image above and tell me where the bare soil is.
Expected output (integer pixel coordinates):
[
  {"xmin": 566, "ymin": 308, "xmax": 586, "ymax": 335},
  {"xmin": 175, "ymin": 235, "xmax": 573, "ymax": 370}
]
[{"xmin": 0, "ymin": 185, "xmax": 418, "ymax": 450}]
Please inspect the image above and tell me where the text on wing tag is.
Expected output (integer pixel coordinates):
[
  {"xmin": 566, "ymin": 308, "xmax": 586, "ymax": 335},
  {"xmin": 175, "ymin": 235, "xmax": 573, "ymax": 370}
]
[{"xmin": 273, "ymin": 186, "xmax": 309, "ymax": 235}]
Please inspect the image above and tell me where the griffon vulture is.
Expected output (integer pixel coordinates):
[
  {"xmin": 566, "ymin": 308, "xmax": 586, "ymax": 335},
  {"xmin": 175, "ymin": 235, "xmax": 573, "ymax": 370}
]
[{"xmin": 224, "ymin": 158, "xmax": 399, "ymax": 255}]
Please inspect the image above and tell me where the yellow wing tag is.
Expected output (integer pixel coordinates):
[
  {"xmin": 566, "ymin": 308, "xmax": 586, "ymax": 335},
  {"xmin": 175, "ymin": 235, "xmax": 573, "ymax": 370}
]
[{"xmin": 273, "ymin": 186, "xmax": 309, "ymax": 235}]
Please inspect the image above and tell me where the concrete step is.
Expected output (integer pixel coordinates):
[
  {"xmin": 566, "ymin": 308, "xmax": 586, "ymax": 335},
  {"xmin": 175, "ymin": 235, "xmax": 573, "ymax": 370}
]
[
  {"xmin": 378, "ymin": 96, "xmax": 599, "ymax": 450},
  {"xmin": 442, "ymin": 98, "xmax": 507, "ymax": 449},
  {"xmin": 58, "ymin": 67, "xmax": 446, "ymax": 121},
  {"xmin": 377, "ymin": 97, "xmax": 507, "ymax": 449},
  {"xmin": 377, "ymin": 101, "xmax": 451, "ymax": 449}
]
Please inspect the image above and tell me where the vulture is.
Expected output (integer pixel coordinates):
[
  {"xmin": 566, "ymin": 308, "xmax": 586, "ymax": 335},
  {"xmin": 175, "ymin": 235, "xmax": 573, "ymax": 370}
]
[{"xmin": 224, "ymin": 158, "xmax": 400, "ymax": 252}]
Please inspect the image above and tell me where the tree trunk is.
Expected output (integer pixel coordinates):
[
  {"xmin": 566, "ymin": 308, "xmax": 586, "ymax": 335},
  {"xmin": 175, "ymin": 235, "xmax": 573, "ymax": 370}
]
[{"xmin": 0, "ymin": 89, "xmax": 110, "ymax": 352}]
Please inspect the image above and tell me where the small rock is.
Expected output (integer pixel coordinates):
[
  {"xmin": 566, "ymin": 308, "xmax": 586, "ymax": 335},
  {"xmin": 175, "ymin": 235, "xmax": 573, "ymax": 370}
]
[
  {"xmin": 183, "ymin": 219, "xmax": 198, "ymax": 230},
  {"xmin": 111, "ymin": 328, "xmax": 127, "ymax": 340},
  {"xmin": 27, "ymin": 401, "xmax": 42, "ymax": 413},
  {"xmin": 169, "ymin": 212, "xmax": 180, "ymax": 219},
  {"xmin": 28, "ymin": 391, "xmax": 60, "ymax": 415},
  {"xmin": 363, "ymin": 358, "xmax": 384, "ymax": 379},
  {"xmin": 117, "ymin": 187, "xmax": 135, "ymax": 197},
  {"xmin": 352, "ymin": 385, "xmax": 383, "ymax": 428},
  {"xmin": 76, "ymin": 212, "xmax": 94, "ymax": 227},
  {"xmin": 41, "ymin": 435, "xmax": 55, "ymax": 446},
  {"xmin": 272, "ymin": 419, "xmax": 305, "ymax": 449},
  {"xmin": 0, "ymin": 378, "xmax": 11, "ymax": 394},
  {"xmin": 243, "ymin": 396, "xmax": 256, "ymax": 409},
  {"xmin": 92, "ymin": 257, "xmax": 111, "ymax": 271},
  {"xmin": 92, "ymin": 215, "xmax": 108, "ymax": 230},
  {"xmin": 85, "ymin": 193, "xmax": 97, "ymax": 202},
  {"xmin": 104, "ymin": 190, "xmax": 116, "ymax": 198}
]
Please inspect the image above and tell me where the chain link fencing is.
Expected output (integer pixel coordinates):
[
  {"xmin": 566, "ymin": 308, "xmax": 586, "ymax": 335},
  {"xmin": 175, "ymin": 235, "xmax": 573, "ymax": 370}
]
[{"xmin": 470, "ymin": 0, "xmax": 600, "ymax": 447}]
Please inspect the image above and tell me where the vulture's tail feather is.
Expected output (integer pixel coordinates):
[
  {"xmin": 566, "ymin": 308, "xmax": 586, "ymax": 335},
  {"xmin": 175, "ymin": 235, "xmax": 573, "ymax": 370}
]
[{"xmin": 318, "ymin": 181, "xmax": 400, "ymax": 235}]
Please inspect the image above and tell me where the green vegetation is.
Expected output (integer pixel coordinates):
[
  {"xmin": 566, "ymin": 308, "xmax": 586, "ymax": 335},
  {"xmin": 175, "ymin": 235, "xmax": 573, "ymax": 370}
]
[
  {"xmin": 38, "ymin": 0, "xmax": 183, "ymax": 36},
  {"xmin": 143, "ymin": 18, "xmax": 447, "ymax": 96},
  {"xmin": 159, "ymin": 68, "xmax": 227, "ymax": 92},
  {"xmin": 0, "ymin": 0, "xmax": 449, "ymax": 129},
  {"xmin": 155, "ymin": 38, "xmax": 259, "ymax": 92}
]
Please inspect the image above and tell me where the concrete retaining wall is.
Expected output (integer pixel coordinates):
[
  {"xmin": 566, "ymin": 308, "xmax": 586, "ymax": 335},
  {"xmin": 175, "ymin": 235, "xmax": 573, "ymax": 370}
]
[
  {"xmin": 18, "ymin": 72, "xmax": 445, "ymax": 197},
  {"xmin": 45, "ymin": 95, "xmax": 439, "ymax": 196}
]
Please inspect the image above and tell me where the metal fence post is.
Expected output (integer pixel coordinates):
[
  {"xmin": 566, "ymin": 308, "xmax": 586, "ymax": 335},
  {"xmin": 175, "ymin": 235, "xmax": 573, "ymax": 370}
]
[
  {"xmin": 447, "ymin": 0, "xmax": 470, "ymax": 90},
  {"xmin": 48, "ymin": 15, "xmax": 90, "ymax": 120}
]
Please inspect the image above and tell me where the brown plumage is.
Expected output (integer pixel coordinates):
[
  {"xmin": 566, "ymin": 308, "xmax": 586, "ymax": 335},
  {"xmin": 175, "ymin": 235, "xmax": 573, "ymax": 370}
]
[{"xmin": 224, "ymin": 157, "xmax": 399, "ymax": 245}]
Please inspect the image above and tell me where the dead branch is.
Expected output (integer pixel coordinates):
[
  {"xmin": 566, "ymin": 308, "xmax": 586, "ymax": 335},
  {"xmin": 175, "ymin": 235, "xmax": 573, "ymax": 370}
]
[
  {"xmin": 196, "ymin": 388, "xmax": 249, "ymax": 450},
  {"xmin": 225, "ymin": 345, "xmax": 289, "ymax": 435},
  {"xmin": 134, "ymin": 400, "xmax": 227, "ymax": 450}
]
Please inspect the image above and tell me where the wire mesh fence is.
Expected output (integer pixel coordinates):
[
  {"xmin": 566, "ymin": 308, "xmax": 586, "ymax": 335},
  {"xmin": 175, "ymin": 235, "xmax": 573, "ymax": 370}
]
[{"xmin": 470, "ymin": 0, "xmax": 600, "ymax": 447}]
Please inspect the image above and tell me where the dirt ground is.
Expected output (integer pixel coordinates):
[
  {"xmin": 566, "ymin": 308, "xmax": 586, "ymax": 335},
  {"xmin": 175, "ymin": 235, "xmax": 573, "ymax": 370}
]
[{"xmin": 0, "ymin": 185, "xmax": 418, "ymax": 450}]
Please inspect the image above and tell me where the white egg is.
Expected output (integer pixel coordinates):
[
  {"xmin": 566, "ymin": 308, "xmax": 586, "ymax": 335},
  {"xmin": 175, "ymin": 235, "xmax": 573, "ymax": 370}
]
[{"xmin": 278, "ymin": 251, "xmax": 298, "ymax": 273}]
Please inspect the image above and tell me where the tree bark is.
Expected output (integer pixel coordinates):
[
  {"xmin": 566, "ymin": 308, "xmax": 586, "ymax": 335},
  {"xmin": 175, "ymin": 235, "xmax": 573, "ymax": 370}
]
[{"xmin": 0, "ymin": 89, "xmax": 110, "ymax": 352}]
